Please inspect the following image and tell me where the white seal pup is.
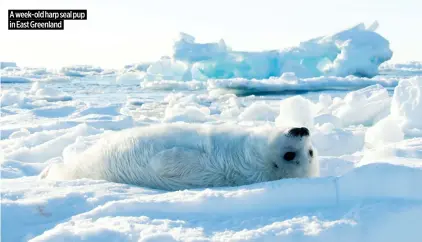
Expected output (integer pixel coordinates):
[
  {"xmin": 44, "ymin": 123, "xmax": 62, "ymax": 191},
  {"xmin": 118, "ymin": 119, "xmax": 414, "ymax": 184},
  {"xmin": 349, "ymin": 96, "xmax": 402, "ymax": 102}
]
[{"xmin": 41, "ymin": 123, "xmax": 318, "ymax": 190}]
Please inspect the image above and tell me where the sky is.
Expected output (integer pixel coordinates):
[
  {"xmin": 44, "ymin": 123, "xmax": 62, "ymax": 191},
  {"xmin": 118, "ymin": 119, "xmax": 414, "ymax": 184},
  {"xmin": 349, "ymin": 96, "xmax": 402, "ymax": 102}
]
[{"xmin": 1, "ymin": 0, "xmax": 421, "ymax": 69}]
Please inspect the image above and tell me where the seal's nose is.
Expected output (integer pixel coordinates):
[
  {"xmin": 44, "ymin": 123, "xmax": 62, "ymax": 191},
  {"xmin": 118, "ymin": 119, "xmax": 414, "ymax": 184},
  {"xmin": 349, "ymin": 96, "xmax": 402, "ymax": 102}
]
[{"xmin": 288, "ymin": 127, "xmax": 309, "ymax": 137}]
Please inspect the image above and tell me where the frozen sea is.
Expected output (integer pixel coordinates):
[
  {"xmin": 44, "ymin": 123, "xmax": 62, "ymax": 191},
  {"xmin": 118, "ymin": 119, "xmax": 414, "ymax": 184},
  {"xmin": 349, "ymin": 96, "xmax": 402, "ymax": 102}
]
[
  {"xmin": 2, "ymin": 24, "xmax": 422, "ymax": 242},
  {"xmin": 2, "ymin": 67, "xmax": 422, "ymax": 242}
]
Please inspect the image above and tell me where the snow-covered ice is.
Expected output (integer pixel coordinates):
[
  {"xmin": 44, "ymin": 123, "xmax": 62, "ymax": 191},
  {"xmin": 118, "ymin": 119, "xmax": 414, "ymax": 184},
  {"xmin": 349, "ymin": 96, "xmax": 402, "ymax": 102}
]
[
  {"xmin": 365, "ymin": 116, "xmax": 404, "ymax": 147},
  {"xmin": 3, "ymin": 76, "xmax": 422, "ymax": 241},
  {"xmin": 2, "ymin": 23, "xmax": 422, "ymax": 242},
  {"xmin": 115, "ymin": 72, "xmax": 145, "ymax": 85},
  {"xmin": 275, "ymin": 95, "xmax": 316, "ymax": 129},
  {"xmin": 391, "ymin": 77, "xmax": 422, "ymax": 133}
]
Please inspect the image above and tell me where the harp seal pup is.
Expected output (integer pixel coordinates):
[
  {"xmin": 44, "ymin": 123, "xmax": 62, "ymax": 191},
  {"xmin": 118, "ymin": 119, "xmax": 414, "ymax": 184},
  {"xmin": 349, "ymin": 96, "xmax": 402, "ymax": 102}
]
[{"xmin": 41, "ymin": 123, "xmax": 318, "ymax": 190}]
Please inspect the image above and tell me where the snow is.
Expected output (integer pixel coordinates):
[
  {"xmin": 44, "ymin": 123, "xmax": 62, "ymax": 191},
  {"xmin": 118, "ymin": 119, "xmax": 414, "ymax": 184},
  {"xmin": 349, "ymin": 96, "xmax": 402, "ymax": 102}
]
[
  {"xmin": 144, "ymin": 56, "xmax": 190, "ymax": 81},
  {"xmin": 31, "ymin": 84, "xmax": 72, "ymax": 102},
  {"xmin": 1, "ymin": 66, "xmax": 76, "ymax": 84},
  {"xmin": 162, "ymin": 93, "xmax": 212, "ymax": 123},
  {"xmin": 331, "ymin": 84, "xmax": 391, "ymax": 126},
  {"xmin": 2, "ymin": 24, "xmax": 422, "ymax": 241},
  {"xmin": 0, "ymin": 82, "xmax": 72, "ymax": 107},
  {"xmin": 1, "ymin": 90, "xmax": 28, "ymax": 106},
  {"xmin": 391, "ymin": 77, "xmax": 422, "ymax": 133},
  {"xmin": 314, "ymin": 114, "xmax": 343, "ymax": 128},
  {"xmin": 365, "ymin": 116, "xmax": 404, "ymax": 147},
  {"xmin": 275, "ymin": 95, "xmax": 316, "ymax": 129},
  {"xmin": 2, "ymin": 163, "xmax": 422, "ymax": 241},
  {"xmin": 4, "ymin": 124, "xmax": 101, "ymax": 166},
  {"xmin": 115, "ymin": 71, "xmax": 145, "ymax": 85},
  {"xmin": 163, "ymin": 104, "xmax": 212, "ymax": 123},
  {"xmin": 238, "ymin": 102, "xmax": 278, "ymax": 121},
  {"xmin": 362, "ymin": 137, "xmax": 422, "ymax": 167},
  {"xmin": 3, "ymin": 77, "xmax": 422, "ymax": 241},
  {"xmin": 312, "ymin": 125, "xmax": 365, "ymax": 156}
]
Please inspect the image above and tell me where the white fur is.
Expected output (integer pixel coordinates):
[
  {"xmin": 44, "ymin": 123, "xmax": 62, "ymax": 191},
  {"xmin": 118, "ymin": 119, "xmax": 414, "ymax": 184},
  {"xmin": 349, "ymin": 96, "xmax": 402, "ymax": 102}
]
[{"xmin": 41, "ymin": 123, "xmax": 319, "ymax": 190}]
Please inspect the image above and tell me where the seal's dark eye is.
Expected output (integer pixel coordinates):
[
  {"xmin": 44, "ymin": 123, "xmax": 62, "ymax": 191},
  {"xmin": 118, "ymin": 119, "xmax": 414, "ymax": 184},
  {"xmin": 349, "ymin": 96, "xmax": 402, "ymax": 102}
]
[
  {"xmin": 283, "ymin": 152, "xmax": 296, "ymax": 161},
  {"xmin": 309, "ymin": 149, "xmax": 314, "ymax": 157}
]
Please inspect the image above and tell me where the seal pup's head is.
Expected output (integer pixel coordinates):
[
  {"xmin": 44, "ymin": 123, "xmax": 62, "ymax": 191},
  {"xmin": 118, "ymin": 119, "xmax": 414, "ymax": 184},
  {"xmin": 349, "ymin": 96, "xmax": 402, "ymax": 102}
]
[
  {"xmin": 247, "ymin": 126, "xmax": 319, "ymax": 182},
  {"xmin": 269, "ymin": 127, "xmax": 318, "ymax": 179}
]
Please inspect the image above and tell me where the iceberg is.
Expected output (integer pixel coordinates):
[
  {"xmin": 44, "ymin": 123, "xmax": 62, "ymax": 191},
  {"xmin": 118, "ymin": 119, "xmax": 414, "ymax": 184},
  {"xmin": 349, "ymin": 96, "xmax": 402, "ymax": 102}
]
[{"xmin": 143, "ymin": 22, "xmax": 392, "ymax": 81}]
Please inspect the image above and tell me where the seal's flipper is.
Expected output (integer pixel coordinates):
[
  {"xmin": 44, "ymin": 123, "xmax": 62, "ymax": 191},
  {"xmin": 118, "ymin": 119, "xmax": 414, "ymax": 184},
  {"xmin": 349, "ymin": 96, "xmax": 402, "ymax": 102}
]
[{"xmin": 150, "ymin": 147, "xmax": 204, "ymax": 178}]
